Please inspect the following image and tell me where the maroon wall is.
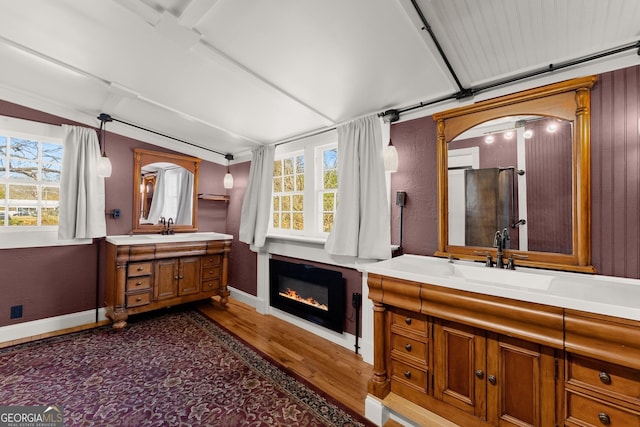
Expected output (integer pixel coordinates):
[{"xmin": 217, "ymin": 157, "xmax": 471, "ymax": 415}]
[
  {"xmin": 224, "ymin": 161, "xmax": 258, "ymax": 296},
  {"xmin": 591, "ymin": 65, "xmax": 640, "ymax": 277},
  {"xmin": 389, "ymin": 115, "xmax": 439, "ymax": 256}
]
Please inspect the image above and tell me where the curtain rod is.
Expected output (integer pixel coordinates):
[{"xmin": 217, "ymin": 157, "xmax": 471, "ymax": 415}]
[
  {"xmin": 390, "ymin": 40, "xmax": 640, "ymax": 118},
  {"xmin": 97, "ymin": 113, "xmax": 233, "ymax": 160}
]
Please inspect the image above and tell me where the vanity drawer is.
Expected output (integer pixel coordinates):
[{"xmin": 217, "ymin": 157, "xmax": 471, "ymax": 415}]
[
  {"xmin": 202, "ymin": 255, "xmax": 221, "ymax": 267},
  {"xmin": 202, "ymin": 266, "xmax": 221, "ymax": 280},
  {"xmin": 126, "ymin": 276, "xmax": 152, "ymax": 292},
  {"xmin": 568, "ymin": 354, "xmax": 640, "ymax": 402},
  {"xmin": 566, "ymin": 391, "xmax": 640, "ymax": 426},
  {"xmin": 201, "ymin": 280, "xmax": 220, "ymax": 291},
  {"xmin": 127, "ymin": 262, "xmax": 153, "ymax": 277},
  {"xmin": 390, "ymin": 359, "xmax": 428, "ymax": 392},
  {"xmin": 126, "ymin": 292, "xmax": 152, "ymax": 308},
  {"xmin": 391, "ymin": 310, "xmax": 428, "ymax": 335},
  {"xmin": 391, "ymin": 334, "xmax": 427, "ymax": 362}
]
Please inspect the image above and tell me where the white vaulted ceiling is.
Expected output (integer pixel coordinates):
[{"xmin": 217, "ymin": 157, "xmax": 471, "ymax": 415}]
[{"xmin": 0, "ymin": 0, "xmax": 638, "ymax": 163}]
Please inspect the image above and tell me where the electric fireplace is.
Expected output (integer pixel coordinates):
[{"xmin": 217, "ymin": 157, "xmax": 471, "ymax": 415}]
[{"xmin": 269, "ymin": 259, "xmax": 345, "ymax": 333}]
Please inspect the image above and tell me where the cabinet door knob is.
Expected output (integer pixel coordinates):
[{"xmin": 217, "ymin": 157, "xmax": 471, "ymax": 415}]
[
  {"xmin": 404, "ymin": 343, "xmax": 412, "ymax": 352},
  {"xmin": 488, "ymin": 375, "xmax": 497, "ymax": 385},
  {"xmin": 598, "ymin": 372, "xmax": 612, "ymax": 385},
  {"xmin": 475, "ymin": 370, "xmax": 484, "ymax": 379},
  {"xmin": 598, "ymin": 412, "xmax": 611, "ymax": 425},
  {"xmin": 137, "ymin": 267, "xmax": 144, "ymax": 271},
  {"xmin": 136, "ymin": 281, "xmax": 142, "ymax": 286},
  {"xmin": 136, "ymin": 297, "xmax": 142, "ymax": 302},
  {"xmin": 404, "ymin": 317, "xmax": 412, "ymax": 325},
  {"xmin": 174, "ymin": 276, "xmax": 179, "ymax": 279},
  {"xmin": 404, "ymin": 370, "xmax": 411, "ymax": 379}
]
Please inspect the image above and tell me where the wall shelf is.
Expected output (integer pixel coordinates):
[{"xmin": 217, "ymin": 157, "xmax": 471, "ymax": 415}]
[{"xmin": 198, "ymin": 193, "xmax": 230, "ymax": 202}]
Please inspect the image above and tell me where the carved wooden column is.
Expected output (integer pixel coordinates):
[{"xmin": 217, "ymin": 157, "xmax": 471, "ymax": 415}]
[
  {"xmin": 574, "ymin": 85, "xmax": 592, "ymax": 268},
  {"xmin": 367, "ymin": 273, "xmax": 390, "ymax": 397},
  {"xmin": 368, "ymin": 300, "xmax": 390, "ymax": 398},
  {"xmin": 218, "ymin": 240, "xmax": 231, "ymax": 307}
]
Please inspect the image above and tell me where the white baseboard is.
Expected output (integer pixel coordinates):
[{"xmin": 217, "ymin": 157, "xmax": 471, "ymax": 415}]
[
  {"xmin": 365, "ymin": 395, "xmax": 385, "ymax": 427},
  {"xmin": 0, "ymin": 308, "xmax": 107, "ymax": 344}
]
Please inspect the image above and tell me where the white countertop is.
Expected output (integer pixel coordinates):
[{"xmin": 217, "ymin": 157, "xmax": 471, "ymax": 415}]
[
  {"xmin": 365, "ymin": 254, "xmax": 640, "ymax": 322},
  {"xmin": 106, "ymin": 232, "xmax": 233, "ymax": 246}
]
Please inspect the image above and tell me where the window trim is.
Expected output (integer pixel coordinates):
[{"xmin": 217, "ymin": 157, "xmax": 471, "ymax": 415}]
[
  {"xmin": 269, "ymin": 130, "xmax": 338, "ymax": 240},
  {"xmin": 0, "ymin": 115, "xmax": 92, "ymax": 248}
]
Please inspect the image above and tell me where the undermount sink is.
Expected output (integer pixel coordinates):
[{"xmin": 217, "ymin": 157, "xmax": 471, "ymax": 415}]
[{"xmin": 106, "ymin": 232, "xmax": 233, "ymax": 245}]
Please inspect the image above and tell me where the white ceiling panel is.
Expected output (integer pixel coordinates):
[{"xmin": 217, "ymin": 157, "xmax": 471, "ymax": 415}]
[
  {"xmin": 0, "ymin": 0, "xmax": 639, "ymax": 161},
  {"xmin": 195, "ymin": 0, "xmax": 455, "ymax": 121},
  {"xmin": 417, "ymin": 0, "xmax": 640, "ymax": 87}
]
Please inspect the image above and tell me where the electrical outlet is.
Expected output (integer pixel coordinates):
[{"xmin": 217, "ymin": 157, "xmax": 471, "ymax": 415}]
[
  {"xmin": 396, "ymin": 191, "xmax": 406, "ymax": 207},
  {"xmin": 113, "ymin": 209, "xmax": 121, "ymax": 219},
  {"xmin": 10, "ymin": 305, "xmax": 23, "ymax": 319},
  {"xmin": 352, "ymin": 292, "xmax": 362, "ymax": 309}
]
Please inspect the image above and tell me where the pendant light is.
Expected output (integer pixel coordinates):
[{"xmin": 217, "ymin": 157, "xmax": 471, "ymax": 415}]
[
  {"xmin": 382, "ymin": 109, "xmax": 400, "ymax": 173},
  {"xmin": 383, "ymin": 139, "xmax": 399, "ymax": 172},
  {"xmin": 97, "ymin": 113, "xmax": 113, "ymax": 178},
  {"xmin": 223, "ymin": 153, "xmax": 234, "ymax": 189}
]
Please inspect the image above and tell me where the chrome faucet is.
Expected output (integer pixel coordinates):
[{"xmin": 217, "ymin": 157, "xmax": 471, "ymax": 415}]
[
  {"xmin": 166, "ymin": 217, "xmax": 174, "ymax": 235},
  {"xmin": 160, "ymin": 217, "xmax": 167, "ymax": 235},
  {"xmin": 493, "ymin": 228, "xmax": 510, "ymax": 268}
]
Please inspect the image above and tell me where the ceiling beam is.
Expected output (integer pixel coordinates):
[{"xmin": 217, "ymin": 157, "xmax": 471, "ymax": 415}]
[{"xmin": 178, "ymin": 0, "xmax": 220, "ymax": 28}]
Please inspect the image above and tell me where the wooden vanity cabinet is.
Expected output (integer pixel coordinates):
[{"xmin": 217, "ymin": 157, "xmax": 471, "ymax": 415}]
[
  {"xmin": 432, "ymin": 320, "xmax": 559, "ymax": 426},
  {"xmin": 154, "ymin": 256, "xmax": 201, "ymax": 300},
  {"xmin": 388, "ymin": 308, "xmax": 431, "ymax": 407},
  {"xmin": 105, "ymin": 239, "xmax": 231, "ymax": 329},
  {"xmin": 368, "ymin": 273, "xmax": 564, "ymax": 427},
  {"xmin": 564, "ymin": 310, "xmax": 640, "ymax": 426}
]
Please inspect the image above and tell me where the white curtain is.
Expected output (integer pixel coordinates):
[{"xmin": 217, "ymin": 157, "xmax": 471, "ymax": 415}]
[
  {"xmin": 58, "ymin": 125, "xmax": 106, "ymax": 240},
  {"xmin": 175, "ymin": 169, "xmax": 193, "ymax": 224},
  {"xmin": 325, "ymin": 115, "xmax": 391, "ymax": 260},
  {"xmin": 239, "ymin": 145, "xmax": 275, "ymax": 248},
  {"xmin": 146, "ymin": 169, "xmax": 165, "ymax": 224}
]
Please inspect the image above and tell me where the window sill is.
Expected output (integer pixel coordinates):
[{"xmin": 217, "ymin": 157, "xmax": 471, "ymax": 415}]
[
  {"xmin": 263, "ymin": 233, "xmax": 399, "ymax": 271},
  {"xmin": 0, "ymin": 230, "xmax": 92, "ymax": 249},
  {"xmin": 265, "ymin": 233, "xmax": 327, "ymax": 246}
]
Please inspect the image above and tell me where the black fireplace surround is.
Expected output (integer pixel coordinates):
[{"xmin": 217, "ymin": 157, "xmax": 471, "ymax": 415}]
[{"xmin": 269, "ymin": 259, "xmax": 345, "ymax": 333}]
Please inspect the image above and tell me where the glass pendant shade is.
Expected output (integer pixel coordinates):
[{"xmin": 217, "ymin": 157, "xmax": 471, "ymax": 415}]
[
  {"xmin": 223, "ymin": 171, "xmax": 234, "ymax": 189},
  {"xmin": 383, "ymin": 141, "xmax": 399, "ymax": 173},
  {"xmin": 97, "ymin": 154, "xmax": 112, "ymax": 178}
]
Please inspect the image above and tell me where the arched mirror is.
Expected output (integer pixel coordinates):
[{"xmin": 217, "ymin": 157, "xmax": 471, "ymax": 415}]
[
  {"xmin": 132, "ymin": 148, "xmax": 201, "ymax": 234},
  {"xmin": 433, "ymin": 76, "xmax": 596, "ymax": 272}
]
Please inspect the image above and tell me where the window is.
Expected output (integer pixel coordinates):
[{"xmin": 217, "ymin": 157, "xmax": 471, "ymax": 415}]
[
  {"xmin": 272, "ymin": 153, "xmax": 305, "ymax": 232},
  {"xmin": 319, "ymin": 146, "xmax": 337, "ymax": 232},
  {"xmin": 0, "ymin": 132, "xmax": 63, "ymax": 229},
  {"xmin": 270, "ymin": 133, "xmax": 338, "ymax": 238}
]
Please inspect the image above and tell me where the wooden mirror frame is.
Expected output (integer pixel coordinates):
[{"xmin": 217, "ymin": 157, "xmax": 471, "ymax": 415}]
[
  {"xmin": 132, "ymin": 148, "xmax": 201, "ymax": 234},
  {"xmin": 433, "ymin": 76, "xmax": 597, "ymax": 273}
]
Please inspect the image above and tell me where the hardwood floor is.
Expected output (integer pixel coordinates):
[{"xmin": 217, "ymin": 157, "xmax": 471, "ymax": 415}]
[{"xmin": 196, "ymin": 298, "xmax": 373, "ymax": 418}]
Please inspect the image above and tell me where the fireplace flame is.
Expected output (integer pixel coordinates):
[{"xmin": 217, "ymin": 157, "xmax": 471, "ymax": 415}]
[{"xmin": 279, "ymin": 288, "xmax": 328, "ymax": 311}]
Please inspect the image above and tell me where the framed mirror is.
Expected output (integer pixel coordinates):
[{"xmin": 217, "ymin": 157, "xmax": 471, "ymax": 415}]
[
  {"xmin": 132, "ymin": 148, "xmax": 201, "ymax": 234},
  {"xmin": 433, "ymin": 76, "xmax": 597, "ymax": 272}
]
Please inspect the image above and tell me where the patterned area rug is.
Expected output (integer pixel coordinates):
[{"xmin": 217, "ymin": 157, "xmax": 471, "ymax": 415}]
[{"xmin": 0, "ymin": 308, "xmax": 371, "ymax": 426}]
